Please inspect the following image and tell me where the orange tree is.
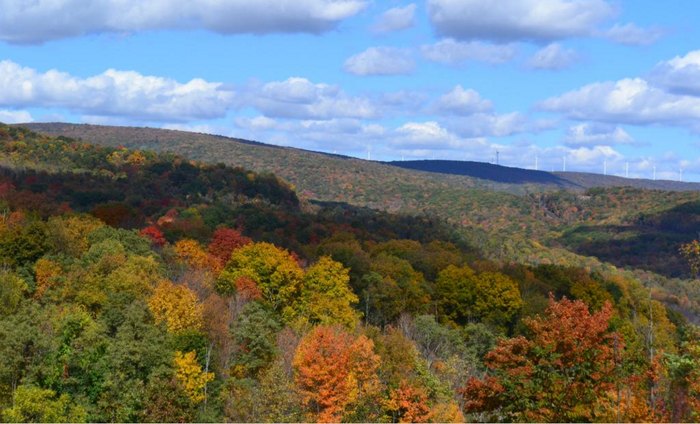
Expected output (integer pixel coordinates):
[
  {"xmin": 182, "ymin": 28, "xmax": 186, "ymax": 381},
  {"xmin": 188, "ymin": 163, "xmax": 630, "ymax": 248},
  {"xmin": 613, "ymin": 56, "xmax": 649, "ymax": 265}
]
[{"xmin": 461, "ymin": 295, "xmax": 621, "ymax": 422}]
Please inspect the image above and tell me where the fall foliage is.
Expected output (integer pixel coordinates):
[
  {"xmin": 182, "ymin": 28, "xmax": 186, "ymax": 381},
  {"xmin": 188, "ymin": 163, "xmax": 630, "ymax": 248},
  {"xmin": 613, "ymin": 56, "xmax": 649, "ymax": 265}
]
[{"xmin": 0, "ymin": 124, "xmax": 699, "ymax": 423}]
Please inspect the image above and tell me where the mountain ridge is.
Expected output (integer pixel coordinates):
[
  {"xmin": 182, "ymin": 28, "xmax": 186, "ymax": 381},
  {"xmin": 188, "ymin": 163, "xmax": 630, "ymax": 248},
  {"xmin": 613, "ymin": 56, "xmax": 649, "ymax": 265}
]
[{"xmin": 20, "ymin": 122, "xmax": 700, "ymax": 193}]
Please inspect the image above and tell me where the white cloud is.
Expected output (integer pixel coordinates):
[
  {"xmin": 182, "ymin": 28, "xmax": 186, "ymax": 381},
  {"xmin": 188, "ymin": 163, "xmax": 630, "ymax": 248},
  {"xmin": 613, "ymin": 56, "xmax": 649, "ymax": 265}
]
[
  {"xmin": 0, "ymin": 0, "xmax": 367, "ymax": 44},
  {"xmin": 446, "ymin": 112, "xmax": 531, "ymax": 137},
  {"xmin": 603, "ymin": 23, "xmax": 663, "ymax": 46},
  {"xmin": 391, "ymin": 121, "xmax": 488, "ymax": 150},
  {"xmin": 527, "ymin": 43, "xmax": 578, "ymax": 70},
  {"xmin": 235, "ymin": 115, "xmax": 386, "ymax": 151},
  {"xmin": 566, "ymin": 145, "xmax": 622, "ymax": 165},
  {"xmin": 0, "ymin": 109, "xmax": 32, "ymax": 124},
  {"xmin": 251, "ymin": 77, "xmax": 378, "ymax": 120},
  {"xmin": 0, "ymin": 60, "xmax": 234, "ymax": 121},
  {"xmin": 372, "ymin": 4, "xmax": 416, "ymax": 33},
  {"xmin": 650, "ymin": 50, "xmax": 700, "ymax": 97},
  {"xmin": 539, "ymin": 77, "xmax": 700, "ymax": 126},
  {"xmin": 427, "ymin": 0, "xmax": 614, "ymax": 43},
  {"xmin": 433, "ymin": 85, "xmax": 493, "ymax": 115},
  {"xmin": 564, "ymin": 123, "xmax": 633, "ymax": 146},
  {"xmin": 343, "ymin": 47, "xmax": 415, "ymax": 76},
  {"xmin": 421, "ymin": 39, "xmax": 517, "ymax": 65}
]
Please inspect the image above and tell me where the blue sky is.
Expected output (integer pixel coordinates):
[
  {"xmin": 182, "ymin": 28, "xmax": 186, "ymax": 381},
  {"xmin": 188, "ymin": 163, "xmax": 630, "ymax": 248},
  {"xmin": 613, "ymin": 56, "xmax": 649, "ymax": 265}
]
[{"xmin": 1, "ymin": 1, "xmax": 700, "ymax": 181}]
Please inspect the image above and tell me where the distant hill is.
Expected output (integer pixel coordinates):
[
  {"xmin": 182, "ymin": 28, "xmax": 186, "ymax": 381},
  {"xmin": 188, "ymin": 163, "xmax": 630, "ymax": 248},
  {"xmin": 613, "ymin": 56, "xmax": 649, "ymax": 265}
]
[
  {"xmin": 387, "ymin": 160, "xmax": 575, "ymax": 186},
  {"xmin": 387, "ymin": 160, "xmax": 700, "ymax": 192}
]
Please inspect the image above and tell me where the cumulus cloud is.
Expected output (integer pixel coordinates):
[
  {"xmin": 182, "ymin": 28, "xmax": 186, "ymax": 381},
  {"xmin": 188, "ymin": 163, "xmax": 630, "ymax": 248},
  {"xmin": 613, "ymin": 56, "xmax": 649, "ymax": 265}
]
[
  {"xmin": 564, "ymin": 123, "xmax": 633, "ymax": 146},
  {"xmin": 372, "ymin": 4, "xmax": 416, "ymax": 33},
  {"xmin": 445, "ymin": 112, "xmax": 531, "ymax": 137},
  {"xmin": 0, "ymin": 0, "xmax": 367, "ymax": 44},
  {"xmin": 603, "ymin": 23, "xmax": 664, "ymax": 46},
  {"xmin": 539, "ymin": 77, "xmax": 700, "ymax": 125},
  {"xmin": 566, "ymin": 145, "xmax": 622, "ymax": 165},
  {"xmin": 421, "ymin": 39, "xmax": 517, "ymax": 65},
  {"xmin": 0, "ymin": 109, "xmax": 32, "ymax": 124},
  {"xmin": 391, "ymin": 121, "xmax": 488, "ymax": 150},
  {"xmin": 527, "ymin": 43, "xmax": 578, "ymax": 70},
  {"xmin": 433, "ymin": 85, "xmax": 493, "ymax": 115},
  {"xmin": 235, "ymin": 115, "xmax": 386, "ymax": 151},
  {"xmin": 427, "ymin": 0, "xmax": 614, "ymax": 43},
  {"xmin": 0, "ymin": 60, "xmax": 234, "ymax": 121},
  {"xmin": 343, "ymin": 47, "xmax": 415, "ymax": 76},
  {"xmin": 650, "ymin": 50, "xmax": 700, "ymax": 96},
  {"xmin": 250, "ymin": 77, "xmax": 378, "ymax": 120}
]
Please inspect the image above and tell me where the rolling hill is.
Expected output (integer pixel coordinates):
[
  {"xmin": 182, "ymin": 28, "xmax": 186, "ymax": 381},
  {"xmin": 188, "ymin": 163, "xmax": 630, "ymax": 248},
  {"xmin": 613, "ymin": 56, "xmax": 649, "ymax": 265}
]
[{"xmin": 15, "ymin": 122, "xmax": 700, "ymax": 282}]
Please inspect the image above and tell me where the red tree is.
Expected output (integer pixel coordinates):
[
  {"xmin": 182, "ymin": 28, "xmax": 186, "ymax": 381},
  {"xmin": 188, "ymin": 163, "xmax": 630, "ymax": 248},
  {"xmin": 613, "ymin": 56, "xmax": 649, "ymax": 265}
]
[
  {"xmin": 208, "ymin": 227, "xmax": 251, "ymax": 267},
  {"xmin": 461, "ymin": 295, "xmax": 621, "ymax": 422},
  {"xmin": 140, "ymin": 225, "xmax": 166, "ymax": 247}
]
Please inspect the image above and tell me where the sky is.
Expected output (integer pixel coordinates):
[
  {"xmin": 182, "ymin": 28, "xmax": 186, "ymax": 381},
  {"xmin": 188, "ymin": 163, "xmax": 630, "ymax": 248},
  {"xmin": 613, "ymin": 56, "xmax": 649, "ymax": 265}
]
[{"xmin": 1, "ymin": 0, "xmax": 700, "ymax": 181}]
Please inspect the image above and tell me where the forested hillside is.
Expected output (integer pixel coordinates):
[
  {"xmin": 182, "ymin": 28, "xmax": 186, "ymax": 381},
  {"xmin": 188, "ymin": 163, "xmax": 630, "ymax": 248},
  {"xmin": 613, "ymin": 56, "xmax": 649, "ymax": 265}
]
[
  {"xmin": 2, "ymin": 123, "xmax": 700, "ymax": 422},
  {"xmin": 22, "ymin": 123, "xmax": 700, "ymax": 279}
]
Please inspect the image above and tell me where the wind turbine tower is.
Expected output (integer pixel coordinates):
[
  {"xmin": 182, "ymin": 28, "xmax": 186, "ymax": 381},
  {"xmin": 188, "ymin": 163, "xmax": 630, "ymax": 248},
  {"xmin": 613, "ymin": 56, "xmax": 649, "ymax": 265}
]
[{"xmin": 625, "ymin": 162, "xmax": 629, "ymax": 178}]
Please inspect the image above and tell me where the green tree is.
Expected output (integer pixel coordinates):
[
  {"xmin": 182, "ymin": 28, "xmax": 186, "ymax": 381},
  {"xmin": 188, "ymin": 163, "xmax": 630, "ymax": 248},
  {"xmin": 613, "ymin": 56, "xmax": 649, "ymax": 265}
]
[
  {"xmin": 0, "ymin": 270, "xmax": 26, "ymax": 316},
  {"xmin": 435, "ymin": 265, "xmax": 477, "ymax": 325},
  {"xmin": 2, "ymin": 385, "xmax": 87, "ymax": 423},
  {"xmin": 230, "ymin": 302, "xmax": 282, "ymax": 377}
]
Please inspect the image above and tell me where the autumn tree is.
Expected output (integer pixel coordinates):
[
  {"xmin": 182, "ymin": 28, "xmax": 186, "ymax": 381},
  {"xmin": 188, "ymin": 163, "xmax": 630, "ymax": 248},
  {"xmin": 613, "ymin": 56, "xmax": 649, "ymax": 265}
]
[
  {"xmin": 174, "ymin": 238, "xmax": 221, "ymax": 274},
  {"xmin": 461, "ymin": 296, "xmax": 621, "ymax": 422},
  {"xmin": 384, "ymin": 380, "xmax": 432, "ymax": 423},
  {"xmin": 217, "ymin": 242, "xmax": 303, "ymax": 317},
  {"xmin": 139, "ymin": 225, "xmax": 166, "ymax": 247},
  {"xmin": 208, "ymin": 226, "xmax": 251, "ymax": 267},
  {"xmin": 365, "ymin": 254, "xmax": 429, "ymax": 325},
  {"xmin": 33, "ymin": 258, "xmax": 62, "ymax": 300},
  {"xmin": 294, "ymin": 256, "xmax": 359, "ymax": 328},
  {"xmin": 148, "ymin": 280, "xmax": 204, "ymax": 333},
  {"xmin": 47, "ymin": 214, "xmax": 104, "ymax": 257},
  {"xmin": 293, "ymin": 326, "xmax": 381, "ymax": 422},
  {"xmin": 1, "ymin": 385, "xmax": 87, "ymax": 423},
  {"xmin": 174, "ymin": 350, "xmax": 214, "ymax": 404},
  {"xmin": 435, "ymin": 265, "xmax": 522, "ymax": 328}
]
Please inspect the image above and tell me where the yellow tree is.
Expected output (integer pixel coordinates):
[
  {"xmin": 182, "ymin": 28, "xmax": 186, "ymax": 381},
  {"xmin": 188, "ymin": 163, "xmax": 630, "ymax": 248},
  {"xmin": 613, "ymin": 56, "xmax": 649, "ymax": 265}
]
[
  {"xmin": 217, "ymin": 242, "xmax": 303, "ymax": 316},
  {"xmin": 148, "ymin": 280, "xmax": 204, "ymax": 333},
  {"xmin": 174, "ymin": 351, "xmax": 214, "ymax": 404},
  {"xmin": 34, "ymin": 258, "xmax": 62, "ymax": 300},
  {"xmin": 295, "ymin": 256, "xmax": 359, "ymax": 328},
  {"xmin": 174, "ymin": 239, "xmax": 221, "ymax": 274}
]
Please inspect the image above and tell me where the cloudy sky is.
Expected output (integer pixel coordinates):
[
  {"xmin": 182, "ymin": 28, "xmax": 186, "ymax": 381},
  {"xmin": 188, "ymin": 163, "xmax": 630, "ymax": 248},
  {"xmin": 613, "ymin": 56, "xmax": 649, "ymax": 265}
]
[{"xmin": 1, "ymin": 0, "xmax": 699, "ymax": 181}]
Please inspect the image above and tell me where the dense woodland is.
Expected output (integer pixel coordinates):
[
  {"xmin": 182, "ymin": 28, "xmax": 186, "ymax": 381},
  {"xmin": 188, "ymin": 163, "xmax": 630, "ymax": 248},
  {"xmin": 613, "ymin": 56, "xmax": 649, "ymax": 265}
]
[{"xmin": 2, "ymin": 124, "xmax": 700, "ymax": 422}]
